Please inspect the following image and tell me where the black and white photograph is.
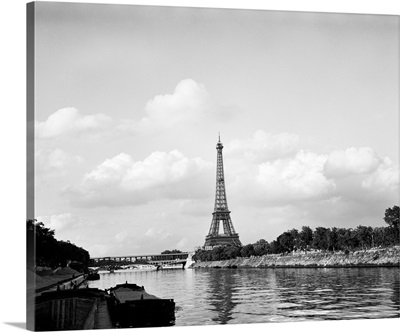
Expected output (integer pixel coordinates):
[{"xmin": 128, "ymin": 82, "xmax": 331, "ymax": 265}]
[{"xmin": 1, "ymin": 1, "xmax": 399, "ymax": 332}]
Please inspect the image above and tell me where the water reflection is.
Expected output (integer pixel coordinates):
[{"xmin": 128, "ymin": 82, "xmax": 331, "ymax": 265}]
[{"xmin": 203, "ymin": 269, "xmax": 238, "ymax": 324}]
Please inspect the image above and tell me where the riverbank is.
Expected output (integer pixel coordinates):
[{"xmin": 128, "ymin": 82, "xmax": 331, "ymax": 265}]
[
  {"xmin": 27, "ymin": 266, "xmax": 87, "ymax": 295},
  {"xmin": 192, "ymin": 246, "xmax": 400, "ymax": 268}
]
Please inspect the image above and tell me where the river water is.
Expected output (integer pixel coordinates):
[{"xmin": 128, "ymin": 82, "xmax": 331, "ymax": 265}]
[{"xmin": 87, "ymin": 267, "xmax": 399, "ymax": 326}]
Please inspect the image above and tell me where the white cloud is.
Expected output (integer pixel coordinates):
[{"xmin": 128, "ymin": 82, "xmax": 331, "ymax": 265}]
[
  {"xmin": 256, "ymin": 150, "xmax": 336, "ymax": 201},
  {"xmin": 38, "ymin": 213, "xmax": 80, "ymax": 231},
  {"xmin": 143, "ymin": 79, "xmax": 208, "ymax": 125},
  {"xmin": 36, "ymin": 107, "xmax": 113, "ymax": 138},
  {"xmin": 225, "ymin": 130, "xmax": 299, "ymax": 162},
  {"xmin": 35, "ymin": 80, "xmax": 233, "ymax": 140},
  {"xmin": 228, "ymin": 149, "xmax": 336, "ymax": 208},
  {"xmin": 84, "ymin": 153, "xmax": 133, "ymax": 186},
  {"xmin": 362, "ymin": 157, "xmax": 399, "ymax": 192},
  {"xmin": 35, "ymin": 148, "xmax": 84, "ymax": 176},
  {"xmin": 139, "ymin": 79, "xmax": 233, "ymax": 131},
  {"xmin": 218, "ymin": 132, "xmax": 397, "ymax": 214},
  {"xmin": 324, "ymin": 147, "xmax": 380, "ymax": 177},
  {"xmin": 65, "ymin": 150, "xmax": 213, "ymax": 207},
  {"xmin": 121, "ymin": 150, "xmax": 210, "ymax": 191}
]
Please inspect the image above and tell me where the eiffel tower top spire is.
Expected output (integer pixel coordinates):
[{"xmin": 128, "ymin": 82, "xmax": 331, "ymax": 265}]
[
  {"xmin": 217, "ymin": 132, "xmax": 222, "ymax": 149},
  {"xmin": 214, "ymin": 133, "xmax": 228, "ymax": 212}
]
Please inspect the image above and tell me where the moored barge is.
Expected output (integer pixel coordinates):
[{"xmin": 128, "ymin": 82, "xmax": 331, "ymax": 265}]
[{"xmin": 108, "ymin": 282, "xmax": 175, "ymax": 328}]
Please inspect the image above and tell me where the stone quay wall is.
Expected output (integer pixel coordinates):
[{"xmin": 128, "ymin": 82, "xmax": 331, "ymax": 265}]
[{"xmin": 192, "ymin": 246, "xmax": 400, "ymax": 269}]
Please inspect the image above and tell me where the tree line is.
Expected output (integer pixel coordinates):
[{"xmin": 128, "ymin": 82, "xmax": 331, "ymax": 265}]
[
  {"xmin": 161, "ymin": 249, "xmax": 183, "ymax": 254},
  {"xmin": 27, "ymin": 219, "xmax": 90, "ymax": 271},
  {"xmin": 194, "ymin": 205, "xmax": 399, "ymax": 262}
]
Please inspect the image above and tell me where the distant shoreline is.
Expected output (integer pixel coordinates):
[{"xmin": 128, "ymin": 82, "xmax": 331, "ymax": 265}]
[{"xmin": 191, "ymin": 246, "xmax": 400, "ymax": 269}]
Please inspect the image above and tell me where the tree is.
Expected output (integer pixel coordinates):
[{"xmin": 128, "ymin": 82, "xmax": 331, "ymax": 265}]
[
  {"xmin": 336, "ymin": 228, "xmax": 351, "ymax": 250},
  {"xmin": 384, "ymin": 206, "xmax": 399, "ymax": 245},
  {"xmin": 161, "ymin": 249, "xmax": 182, "ymax": 254},
  {"xmin": 270, "ymin": 240, "xmax": 284, "ymax": 254},
  {"xmin": 372, "ymin": 227, "xmax": 390, "ymax": 247},
  {"xmin": 253, "ymin": 239, "xmax": 270, "ymax": 256},
  {"xmin": 193, "ymin": 248, "xmax": 209, "ymax": 262},
  {"xmin": 355, "ymin": 225, "xmax": 373, "ymax": 249},
  {"xmin": 384, "ymin": 206, "xmax": 399, "ymax": 228},
  {"xmin": 240, "ymin": 244, "xmax": 255, "ymax": 257},
  {"xmin": 313, "ymin": 227, "xmax": 329, "ymax": 250},
  {"xmin": 289, "ymin": 229, "xmax": 300, "ymax": 250},
  {"xmin": 299, "ymin": 226, "xmax": 313, "ymax": 250},
  {"xmin": 326, "ymin": 227, "xmax": 339, "ymax": 251},
  {"xmin": 278, "ymin": 230, "xmax": 298, "ymax": 252},
  {"xmin": 211, "ymin": 246, "xmax": 225, "ymax": 261},
  {"xmin": 27, "ymin": 219, "xmax": 58, "ymax": 267},
  {"xmin": 224, "ymin": 245, "xmax": 242, "ymax": 259},
  {"xmin": 27, "ymin": 219, "xmax": 89, "ymax": 269}
]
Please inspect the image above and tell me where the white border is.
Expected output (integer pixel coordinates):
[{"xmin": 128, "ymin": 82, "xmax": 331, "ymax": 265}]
[{"xmin": 0, "ymin": 1, "xmax": 398, "ymax": 332}]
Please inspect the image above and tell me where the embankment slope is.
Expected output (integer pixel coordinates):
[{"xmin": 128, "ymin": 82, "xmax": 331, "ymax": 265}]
[{"xmin": 192, "ymin": 247, "xmax": 400, "ymax": 268}]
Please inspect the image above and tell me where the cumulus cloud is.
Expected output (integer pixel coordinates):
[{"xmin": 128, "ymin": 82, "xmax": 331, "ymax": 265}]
[
  {"xmin": 65, "ymin": 150, "xmax": 213, "ymax": 207},
  {"xmin": 228, "ymin": 150, "xmax": 336, "ymax": 207},
  {"xmin": 225, "ymin": 130, "xmax": 299, "ymax": 162},
  {"xmin": 35, "ymin": 80, "xmax": 234, "ymax": 140},
  {"xmin": 36, "ymin": 107, "xmax": 113, "ymax": 138},
  {"xmin": 225, "ymin": 132, "xmax": 397, "ymax": 212},
  {"xmin": 324, "ymin": 147, "xmax": 380, "ymax": 177},
  {"xmin": 362, "ymin": 157, "xmax": 399, "ymax": 192},
  {"xmin": 38, "ymin": 213, "xmax": 81, "ymax": 231},
  {"xmin": 139, "ymin": 79, "xmax": 234, "ymax": 131},
  {"xmin": 256, "ymin": 150, "xmax": 336, "ymax": 202},
  {"xmin": 84, "ymin": 153, "xmax": 133, "ymax": 186}
]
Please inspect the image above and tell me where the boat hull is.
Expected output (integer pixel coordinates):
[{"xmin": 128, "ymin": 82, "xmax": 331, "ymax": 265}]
[
  {"xmin": 109, "ymin": 298, "xmax": 175, "ymax": 328},
  {"xmin": 108, "ymin": 283, "xmax": 175, "ymax": 328},
  {"xmin": 159, "ymin": 264, "xmax": 183, "ymax": 270}
]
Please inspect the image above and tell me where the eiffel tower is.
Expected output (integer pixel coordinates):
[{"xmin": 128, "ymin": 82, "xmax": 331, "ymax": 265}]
[{"xmin": 204, "ymin": 134, "xmax": 241, "ymax": 249}]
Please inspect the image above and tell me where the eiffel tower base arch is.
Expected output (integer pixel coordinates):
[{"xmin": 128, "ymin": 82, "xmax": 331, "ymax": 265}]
[{"xmin": 204, "ymin": 234, "xmax": 241, "ymax": 249}]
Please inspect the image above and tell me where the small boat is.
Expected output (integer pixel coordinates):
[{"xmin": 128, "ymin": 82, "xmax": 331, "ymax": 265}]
[
  {"xmin": 159, "ymin": 264, "xmax": 183, "ymax": 270},
  {"xmin": 136, "ymin": 264, "xmax": 158, "ymax": 271},
  {"xmin": 107, "ymin": 282, "xmax": 175, "ymax": 328}
]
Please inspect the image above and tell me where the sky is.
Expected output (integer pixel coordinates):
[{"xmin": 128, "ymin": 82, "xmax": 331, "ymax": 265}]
[{"xmin": 31, "ymin": 2, "xmax": 399, "ymax": 258}]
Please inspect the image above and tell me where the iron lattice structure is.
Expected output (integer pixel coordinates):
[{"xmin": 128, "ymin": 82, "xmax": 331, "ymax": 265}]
[{"xmin": 204, "ymin": 135, "xmax": 241, "ymax": 249}]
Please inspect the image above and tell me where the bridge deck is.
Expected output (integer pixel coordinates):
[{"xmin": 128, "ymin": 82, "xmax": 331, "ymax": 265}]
[{"xmin": 92, "ymin": 252, "xmax": 192, "ymax": 263}]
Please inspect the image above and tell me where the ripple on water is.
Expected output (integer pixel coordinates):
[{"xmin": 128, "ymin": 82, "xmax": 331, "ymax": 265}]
[
  {"xmin": 276, "ymin": 303, "xmax": 303, "ymax": 309},
  {"xmin": 88, "ymin": 267, "xmax": 400, "ymax": 325}
]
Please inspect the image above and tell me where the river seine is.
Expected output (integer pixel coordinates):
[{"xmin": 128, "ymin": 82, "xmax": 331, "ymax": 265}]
[{"xmin": 88, "ymin": 267, "xmax": 399, "ymax": 326}]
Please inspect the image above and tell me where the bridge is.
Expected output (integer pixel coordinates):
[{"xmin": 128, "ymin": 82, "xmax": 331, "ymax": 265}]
[{"xmin": 90, "ymin": 252, "xmax": 193, "ymax": 267}]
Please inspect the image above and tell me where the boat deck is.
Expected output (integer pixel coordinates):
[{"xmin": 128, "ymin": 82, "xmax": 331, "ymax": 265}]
[
  {"xmin": 112, "ymin": 286, "xmax": 159, "ymax": 302},
  {"xmin": 94, "ymin": 299, "xmax": 113, "ymax": 329}
]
